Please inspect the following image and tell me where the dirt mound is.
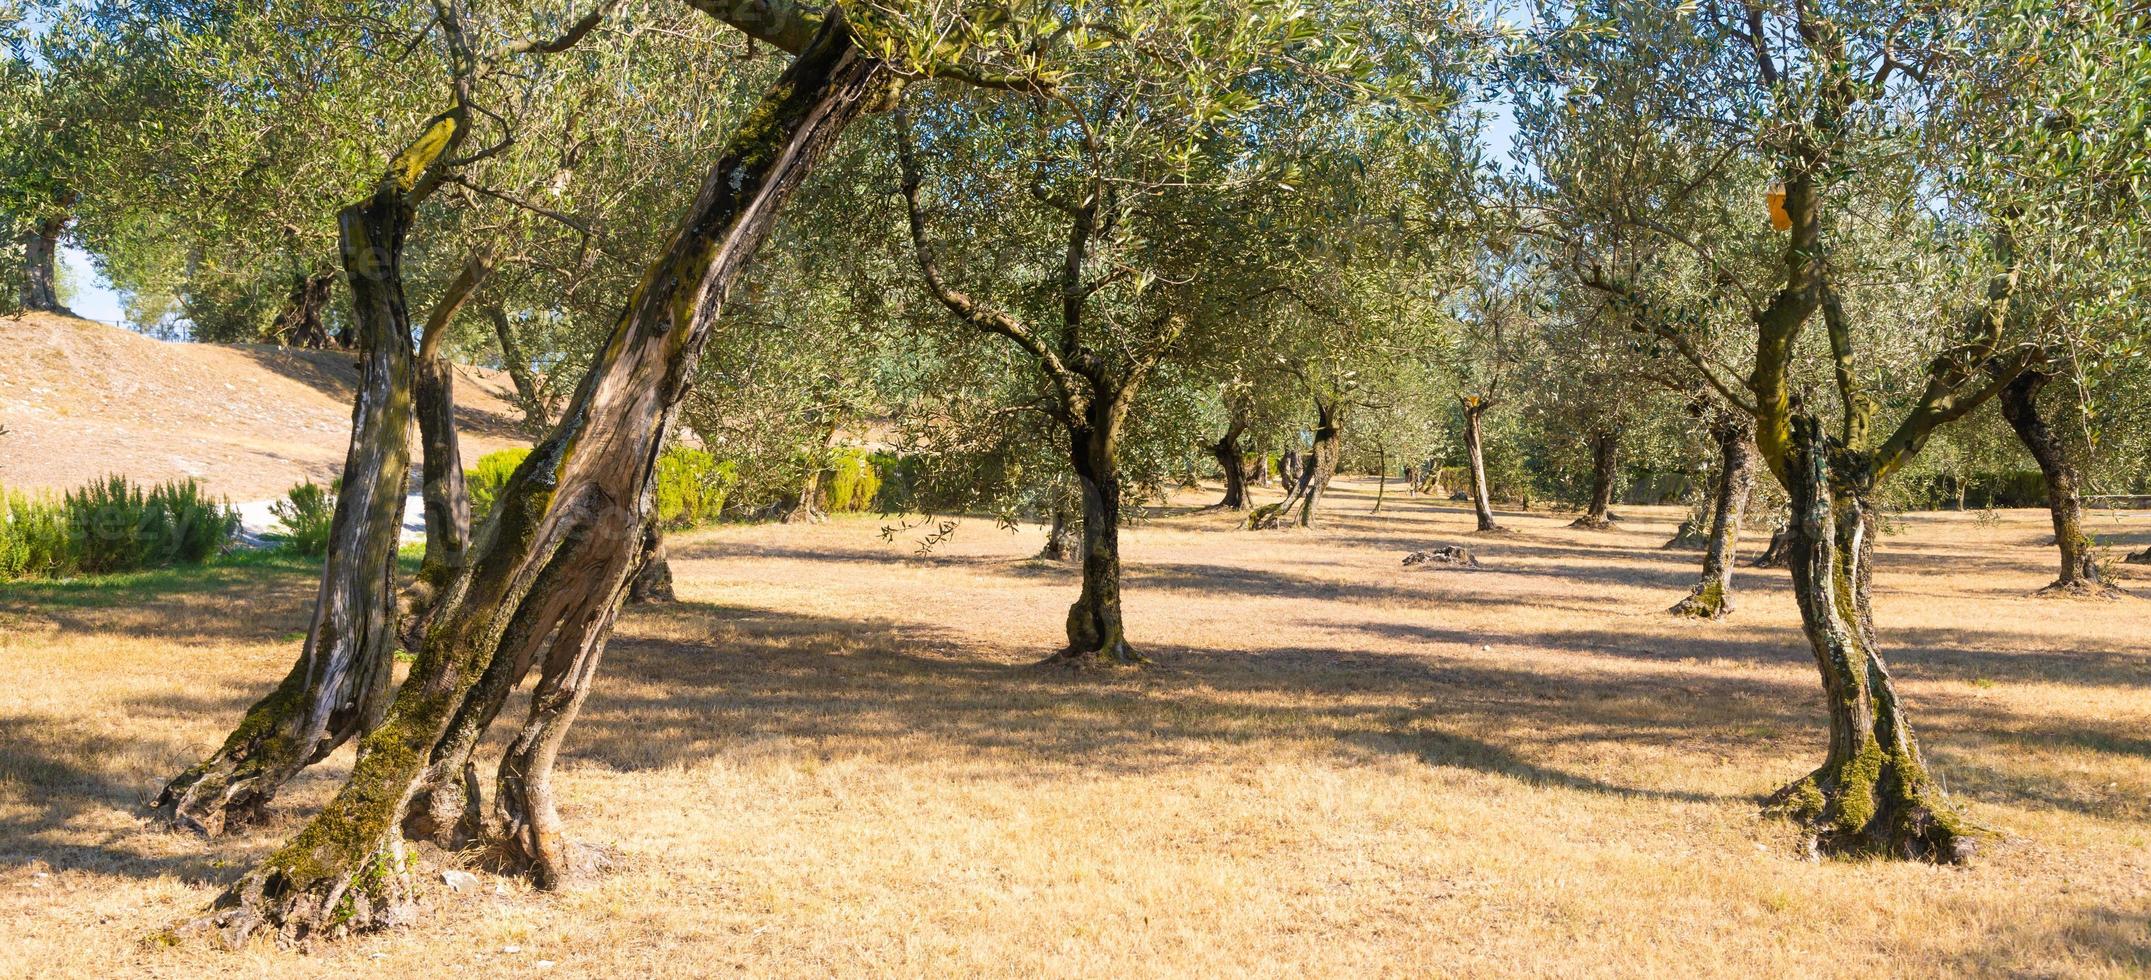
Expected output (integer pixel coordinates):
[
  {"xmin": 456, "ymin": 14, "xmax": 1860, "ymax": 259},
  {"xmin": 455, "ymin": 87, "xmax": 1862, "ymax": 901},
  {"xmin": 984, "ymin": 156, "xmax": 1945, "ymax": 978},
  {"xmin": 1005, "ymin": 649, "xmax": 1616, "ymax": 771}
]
[{"xmin": 0, "ymin": 312, "xmax": 531, "ymax": 500}]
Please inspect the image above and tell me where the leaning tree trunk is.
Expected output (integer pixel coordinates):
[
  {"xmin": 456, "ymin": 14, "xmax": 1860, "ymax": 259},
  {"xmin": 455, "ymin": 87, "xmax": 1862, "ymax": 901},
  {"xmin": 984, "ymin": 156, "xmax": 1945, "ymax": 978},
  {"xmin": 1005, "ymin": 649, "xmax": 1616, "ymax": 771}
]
[
  {"xmin": 155, "ymin": 141, "xmax": 433, "ymax": 836},
  {"xmin": 1211, "ymin": 417, "xmax": 1250, "ymax": 511},
  {"xmin": 1763, "ymin": 417, "xmax": 1974, "ymax": 862},
  {"xmin": 1462, "ymin": 399, "xmax": 1501, "ymax": 533},
  {"xmin": 1054, "ymin": 397, "xmax": 1141, "ymax": 667},
  {"xmin": 181, "ymin": 22, "xmax": 893, "ymax": 946},
  {"xmin": 1292, "ymin": 400, "xmax": 1343, "ymax": 528},
  {"xmin": 1671, "ymin": 416, "xmax": 1756, "ymax": 619},
  {"xmin": 1570, "ymin": 429, "xmax": 1620, "ymax": 529},
  {"xmin": 401, "ymin": 251, "xmax": 490, "ymax": 648},
  {"xmin": 1999, "ymin": 368, "xmax": 2105, "ymax": 593},
  {"xmin": 18, "ymin": 214, "xmax": 67, "ymax": 313},
  {"xmin": 485, "ymin": 303, "xmax": 553, "ymax": 432}
]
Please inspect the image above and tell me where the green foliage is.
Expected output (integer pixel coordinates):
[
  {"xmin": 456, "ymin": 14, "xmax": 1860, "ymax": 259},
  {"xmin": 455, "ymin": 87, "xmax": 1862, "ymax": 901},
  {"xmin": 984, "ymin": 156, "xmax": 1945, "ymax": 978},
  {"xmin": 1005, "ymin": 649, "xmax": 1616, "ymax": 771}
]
[
  {"xmin": 823, "ymin": 448, "xmax": 884, "ymax": 514},
  {"xmin": 654, "ymin": 447, "xmax": 737, "ymax": 528},
  {"xmin": 63, "ymin": 475, "xmax": 238, "ymax": 573},
  {"xmin": 0, "ymin": 488, "xmax": 72, "ymax": 580},
  {"xmin": 2, "ymin": 476, "xmax": 237, "ymax": 579},
  {"xmin": 467, "ymin": 448, "xmax": 531, "ymax": 522},
  {"xmin": 270, "ymin": 479, "xmax": 338, "ymax": 557}
]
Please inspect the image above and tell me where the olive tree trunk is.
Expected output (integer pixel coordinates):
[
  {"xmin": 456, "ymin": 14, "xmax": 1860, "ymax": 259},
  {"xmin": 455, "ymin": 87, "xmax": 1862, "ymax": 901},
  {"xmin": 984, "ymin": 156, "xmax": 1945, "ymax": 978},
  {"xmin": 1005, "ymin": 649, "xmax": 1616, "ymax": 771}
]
[
  {"xmin": 1211, "ymin": 416, "xmax": 1250, "ymax": 511},
  {"xmin": 271, "ymin": 270, "xmax": 339, "ymax": 348},
  {"xmin": 181, "ymin": 23, "xmax": 891, "ymax": 945},
  {"xmin": 628, "ymin": 523, "xmax": 675, "ymax": 604},
  {"xmin": 1671, "ymin": 415, "xmax": 1756, "ymax": 618},
  {"xmin": 485, "ymin": 303, "xmax": 553, "ymax": 432},
  {"xmin": 156, "ymin": 144, "xmax": 432, "ymax": 836},
  {"xmin": 1037, "ymin": 485, "xmax": 1081, "ymax": 561},
  {"xmin": 1570, "ymin": 429, "xmax": 1620, "ymax": 529},
  {"xmin": 1461, "ymin": 396, "xmax": 1501, "ymax": 533},
  {"xmin": 1999, "ymin": 367, "xmax": 2105, "ymax": 593},
  {"xmin": 18, "ymin": 214, "xmax": 67, "ymax": 313},
  {"xmin": 1764, "ymin": 417, "xmax": 1974, "ymax": 862},
  {"xmin": 1054, "ymin": 396, "xmax": 1141, "ymax": 666}
]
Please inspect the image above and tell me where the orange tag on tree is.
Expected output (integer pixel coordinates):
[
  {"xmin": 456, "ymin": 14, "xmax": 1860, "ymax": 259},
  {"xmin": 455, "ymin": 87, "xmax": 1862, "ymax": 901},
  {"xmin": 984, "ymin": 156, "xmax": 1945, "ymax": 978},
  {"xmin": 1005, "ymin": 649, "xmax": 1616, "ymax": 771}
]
[{"xmin": 1767, "ymin": 187, "xmax": 1791, "ymax": 231}]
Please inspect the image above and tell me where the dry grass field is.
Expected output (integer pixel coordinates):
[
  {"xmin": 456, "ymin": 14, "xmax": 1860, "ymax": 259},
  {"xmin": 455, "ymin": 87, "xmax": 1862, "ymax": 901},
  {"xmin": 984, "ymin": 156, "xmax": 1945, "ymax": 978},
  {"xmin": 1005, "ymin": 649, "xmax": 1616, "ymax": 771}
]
[{"xmin": 2, "ymin": 479, "xmax": 2148, "ymax": 977}]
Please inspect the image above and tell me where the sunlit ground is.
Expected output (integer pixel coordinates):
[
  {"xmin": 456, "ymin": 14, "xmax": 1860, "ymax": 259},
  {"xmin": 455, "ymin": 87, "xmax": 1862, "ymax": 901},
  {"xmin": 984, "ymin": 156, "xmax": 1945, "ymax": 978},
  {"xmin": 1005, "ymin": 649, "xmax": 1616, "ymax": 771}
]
[{"xmin": 3, "ymin": 479, "xmax": 2147, "ymax": 977}]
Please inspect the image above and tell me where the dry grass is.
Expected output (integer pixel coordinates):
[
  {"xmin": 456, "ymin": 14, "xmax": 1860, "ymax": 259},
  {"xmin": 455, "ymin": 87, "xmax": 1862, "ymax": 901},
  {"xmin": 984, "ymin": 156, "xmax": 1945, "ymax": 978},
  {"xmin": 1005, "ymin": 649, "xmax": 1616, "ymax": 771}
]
[{"xmin": 3, "ymin": 480, "xmax": 2148, "ymax": 977}]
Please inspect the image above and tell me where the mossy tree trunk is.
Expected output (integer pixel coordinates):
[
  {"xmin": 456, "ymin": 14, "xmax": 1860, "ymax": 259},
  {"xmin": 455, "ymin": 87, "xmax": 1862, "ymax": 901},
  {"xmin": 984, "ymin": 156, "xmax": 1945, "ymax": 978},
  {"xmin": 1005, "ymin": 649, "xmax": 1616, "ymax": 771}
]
[
  {"xmin": 1671, "ymin": 414, "xmax": 1756, "ymax": 618},
  {"xmin": 18, "ymin": 213, "xmax": 67, "ymax": 313},
  {"xmin": 1460, "ymin": 395, "xmax": 1501, "ymax": 532},
  {"xmin": 185, "ymin": 22, "xmax": 893, "ymax": 945},
  {"xmin": 1570, "ymin": 429, "xmax": 1620, "ymax": 529},
  {"xmin": 155, "ymin": 119, "xmax": 456, "ymax": 837},
  {"xmin": 1999, "ymin": 366, "xmax": 2104, "ymax": 593},
  {"xmin": 1764, "ymin": 418, "xmax": 1973, "ymax": 861}
]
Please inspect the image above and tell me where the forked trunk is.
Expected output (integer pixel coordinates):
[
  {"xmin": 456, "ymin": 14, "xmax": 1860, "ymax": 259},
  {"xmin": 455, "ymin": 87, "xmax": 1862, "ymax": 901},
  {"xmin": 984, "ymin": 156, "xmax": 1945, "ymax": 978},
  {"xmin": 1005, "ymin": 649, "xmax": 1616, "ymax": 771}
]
[
  {"xmin": 1462, "ymin": 400, "xmax": 1501, "ymax": 533},
  {"xmin": 156, "ymin": 162, "xmax": 424, "ymax": 836},
  {"xmin": 1570, "ymin": 429, "xmax": 1620, "ymax": 529},
  {"xmin": 1999, "ymin": 368, "xmax": 2105, "ymax": 593},
  {"xmin": 271, "ymin": 270, "xmax": 339, "ymax": 348},
  {"xmin": 1764, "ymin": 417, "xmax": 1973, "ymax": 862},
  {"xmin": 1671, "ymin": 416, "xmax": 1756, "ymax": 619},
  {"xmin": 1278, "ymin": 448, "xmax": 1301, "ymax": 494},
  {"xmin": 182, "ymin": 22, "xmax": 891, "ymax": 945},
  {"xmin": 1211, "ymin": 417, "xmax": 1250, "ymax": 511},
  {"xmin": 19, "ymin": 214, "xmax": 67, "ymax": 313},
  {"xmin": 1053, "ymin": 402, "xmax": 1141, "ymax": 667}
]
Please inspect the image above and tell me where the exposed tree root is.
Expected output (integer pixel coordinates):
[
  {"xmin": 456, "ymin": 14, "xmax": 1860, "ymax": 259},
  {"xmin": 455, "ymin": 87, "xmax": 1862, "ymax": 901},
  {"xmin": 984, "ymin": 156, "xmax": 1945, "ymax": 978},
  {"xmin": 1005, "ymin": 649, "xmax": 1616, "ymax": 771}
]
[
  {"xmin": 1036, "ymin": 644, "xmax": 1150, "ymax": 670},
  {"xmin": 2032, "ymin": 578, "xmax": 2130, "ymax": 600}
]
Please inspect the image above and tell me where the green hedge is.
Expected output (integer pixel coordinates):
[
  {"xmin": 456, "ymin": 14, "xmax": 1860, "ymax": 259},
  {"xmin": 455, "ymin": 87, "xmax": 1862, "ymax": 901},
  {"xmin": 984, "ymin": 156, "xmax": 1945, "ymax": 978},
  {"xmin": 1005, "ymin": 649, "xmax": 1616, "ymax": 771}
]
[
  {"xmin": 468, "ymin": 448, "xmax": 531, "ymax": 522},
  {"xmin": 654, "ymin": 447, "xmax": 737, "ymax": 527},
  {"xmin": 0, "ymin": 476, "xmax": 238, "ymax": 580}
]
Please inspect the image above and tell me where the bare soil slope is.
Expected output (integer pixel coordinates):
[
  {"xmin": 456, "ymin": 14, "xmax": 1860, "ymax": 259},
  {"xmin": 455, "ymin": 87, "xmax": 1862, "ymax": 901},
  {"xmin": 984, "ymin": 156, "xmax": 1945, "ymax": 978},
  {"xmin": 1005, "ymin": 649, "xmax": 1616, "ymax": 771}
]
[{"xmin": 0, "ymin": 312, "xmax": 530, "ymax": 499}]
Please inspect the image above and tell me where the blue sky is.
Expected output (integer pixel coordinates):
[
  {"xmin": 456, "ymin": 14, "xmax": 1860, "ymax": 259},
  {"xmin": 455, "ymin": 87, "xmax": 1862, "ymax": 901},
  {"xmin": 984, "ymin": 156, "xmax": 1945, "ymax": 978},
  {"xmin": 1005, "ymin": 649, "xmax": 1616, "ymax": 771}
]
[{"xmin": 61, "ymin": 244, "xmax": 125, "ymax": 324}]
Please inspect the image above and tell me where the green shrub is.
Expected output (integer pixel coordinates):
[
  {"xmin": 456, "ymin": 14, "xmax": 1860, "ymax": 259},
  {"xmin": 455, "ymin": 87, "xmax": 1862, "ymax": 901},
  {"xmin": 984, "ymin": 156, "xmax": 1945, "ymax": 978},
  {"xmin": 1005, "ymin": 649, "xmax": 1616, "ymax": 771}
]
[
  {"xmin": 59, "ymin": 475, "xmax": 237, "ymax": 574},
  {"xmin": 271, "ymin": 479, "xmax": 339, "ymax": 557},
  {"xmin": 468, "ymin": 448, "xmax": 532, "ymax": 521},
  {"xmin": 0, "ymin": 488, "xmax": 73, "ymax": 580},
  {"xmin": 654, "ymin": 447, "xmax": 737, "ymax": 527},
  {"xmin": 825, "ymin": 448, "xmax": 883, "ymax": 513}
]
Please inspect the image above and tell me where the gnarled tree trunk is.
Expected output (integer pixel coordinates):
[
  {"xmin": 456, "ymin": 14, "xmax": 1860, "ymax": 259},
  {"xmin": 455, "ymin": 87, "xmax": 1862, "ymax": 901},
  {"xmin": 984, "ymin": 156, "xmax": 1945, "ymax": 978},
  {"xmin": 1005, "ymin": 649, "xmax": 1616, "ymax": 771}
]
[
  {"xmin": 1999, "ymin": 367, "xmax": 2105, "ymax": 594},
  {"xmin": 1460, "ymin": 395, "xmax": 1501, "ymax": 533},
  {"xmin": 182, "ymin": 23, "xmax": 892, "ymax": 945},
  {"xmin": 1291, "ymin": 399, "xmax": 1342, "ymax": 527},
  {"xmin": 18, "ymin": 214, "xmax": 68, "ymax": 313},
  {"xmin": 402, "ymin": 252, "xmax": 490, "ymax": 648},
  {"xmin": 1211, "ymin": 415, "xmax": 1250, "ymax": 511},
  {"xmin": 1671, "ymin": 415, "xmax": 1756, "ymax": 618},
  {"xmin": 156, "ymin": 135, "xmax": 435, "ymax": 836},
  {"xmin": 1054, "ymin": 395, "xmax": 1141, "ymax": 667},
  {"xmin": 271, "ymin": 270, "xmax": 339, "ymax": 348},
  {"xmin": 1764, "ymin": 417, "xmax": 1973, "ymax": 862},
  {"xmin": 1037, "ymin": 486, "xmax": 1081, "ymax": 561},
  {"xmin": 628, "ymin": 522, "xmax": 675, "ymax": 604},
  {"xmin": 1569, "ymin": 429, "xmax": 1620, "ymax": 529}
]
